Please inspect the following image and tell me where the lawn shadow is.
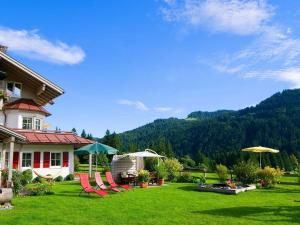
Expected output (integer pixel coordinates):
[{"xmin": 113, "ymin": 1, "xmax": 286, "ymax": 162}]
[
  {"xmin": 177, "ymin": 185, "xmax": 198, "ymax": 192},
  {"xmin": 192, "ymin": 206, "xmax": 300, "ymax": 223}
]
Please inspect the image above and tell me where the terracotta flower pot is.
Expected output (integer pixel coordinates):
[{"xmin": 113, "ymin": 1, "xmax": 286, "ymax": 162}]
[
  {"xmin": 158, "ymin": 179, "xmax": 164, "ymax": 186},
  {"xmin": 139, "ymin": 182, "xmax": 148, "ymax": 188}
]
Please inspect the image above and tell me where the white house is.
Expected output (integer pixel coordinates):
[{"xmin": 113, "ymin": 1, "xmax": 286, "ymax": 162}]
[{"xmin": 0, "ymin": 45, "xmax": 92, "ymax": 185}]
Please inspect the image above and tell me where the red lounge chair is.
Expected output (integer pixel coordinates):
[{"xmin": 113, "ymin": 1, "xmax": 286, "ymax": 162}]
[
  {"xmin": 105, "ymin": 171, "xmax": 132, "ymax": 190},
  {"xmin": 95, "ymin": 172, "xmax": 121, "ymax": 193},
  {"xmin": 79, "ymin": 173, "xmax": 108, "ymax": 197}
]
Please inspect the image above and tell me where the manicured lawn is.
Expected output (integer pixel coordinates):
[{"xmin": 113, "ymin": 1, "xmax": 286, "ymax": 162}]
[{"xmin": 1, "ymin": 174, "xmax": 300, "ymax": 225}]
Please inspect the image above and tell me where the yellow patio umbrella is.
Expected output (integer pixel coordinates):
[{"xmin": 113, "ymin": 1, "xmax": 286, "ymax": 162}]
[{"xmin": 241, "ymin": 146, "xmax": 279, "ymax": 168}]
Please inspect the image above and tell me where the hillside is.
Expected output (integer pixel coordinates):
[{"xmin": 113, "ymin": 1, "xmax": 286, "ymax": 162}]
[{"xmin": 118, "ymin": 89, "xmax": 300, "ymax": 166}]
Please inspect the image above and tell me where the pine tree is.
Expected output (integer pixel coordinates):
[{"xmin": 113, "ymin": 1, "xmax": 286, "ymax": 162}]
[
  {"xmin": 290, "ymin": 154, "xmax": 299, "ymax": 170},
  {"xmin": 71, "ymin": 128, "xmax": 77, "ymax": 135},
  {"xmin": 81, "ymin": 129, "xmax": 87, "ymax": 138}
]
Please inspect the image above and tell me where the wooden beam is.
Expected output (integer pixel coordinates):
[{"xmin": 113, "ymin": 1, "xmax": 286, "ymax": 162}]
[{"xmin": 37, "ymin": 84, "xmax": 46, "ymax": 96}]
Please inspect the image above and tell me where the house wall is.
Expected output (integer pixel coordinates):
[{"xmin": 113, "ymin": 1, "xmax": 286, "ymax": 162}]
[
  {"xmin": 1, "ymin": 144, "xmax": 74, "ymax": 178},
  {"xmin": 4, "ymin": 110, "xmax": 45, "ymax": 129}
]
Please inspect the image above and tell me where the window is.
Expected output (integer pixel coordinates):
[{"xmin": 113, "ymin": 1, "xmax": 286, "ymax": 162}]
[
  {"xmin": 35, "ymin": 119, "xmax": 41, "ymax": 130},
  {"xmin": 22, "ymin": 117, "xmax": 33, "ymax": 130},
  {"xmin": 51, "ymin": 153, "xmax": 61, "ymax": 167},
  {"xmin": 5, "ymin": 152, "xmax": 9, "ymax": 167},
  {"xmin": 6, "ymin": 82, "xmax": 22, "ymax": 97},
  {"xmin": 22, "ymin": 153, "xmax": 32, "ymax": 167}
]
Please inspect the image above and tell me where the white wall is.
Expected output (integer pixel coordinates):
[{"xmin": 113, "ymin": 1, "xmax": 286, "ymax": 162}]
[
  {"xmin": 5, "ymin": 144, "xmax": 75, "ymax": 178},
  {"xmin": 4, "ymin": 110, "xmax": 45, "ymax": 129}
]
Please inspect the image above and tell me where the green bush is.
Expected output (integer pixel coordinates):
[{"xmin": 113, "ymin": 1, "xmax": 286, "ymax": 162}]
[
  {"xmin": 32, "ymin": 176, "xmax": 46, "ymax": 184},
  {"xmin": 144, "ymin": 158, "xmax": 158, "ymax": 172},
  {"xmin": 198, "ymin": 176, "xmax": 206, "ymax": 185},
  {"xmin": 256, "ymin": 166, "xmax": 283, "ymax": 188},
  {"xmin": 164, "ymin": 158, "xmax": 183, "ymax": 181},
  {"xmin": 65, "ymin": 174, "xmax": 74, "ymax": 181},
  {"xmin": 138, "ymin": 170, "xmax": 150, "ymax": 183},
  {"xmin": 22, "ymin": 169, "xmax": 33, "ymax": 185},
  {"xmin": 216, "ymin": 164, "xmax": 228, "ymax": 183},
  {"xmin": 155, "ymin": 163, "xmax": 168, "ymax": 179},
  {"xmin": 25, "ymin": 183, "xmax": 54, "ymax": 196},
  {"xmin": 74, "ymin": 156, "xmax": 80, "ymax": 172},
  {"xmin": 12, "ymin": 171, "xmax": 24, "ymax": 195},
  {"xmin": 234, "ymin": 161, "xmax": 258, "ymax": 185},
  {"xmin": 176, "ymin": 172, "xmax": 194, "ymax": 183},
  {"xmin": 180, "ymin": 155, "xmax": 196, "ymax": 169},
  {"xmin": 55, "ymin": 176, "xmax": 63, "ymax": 182}
]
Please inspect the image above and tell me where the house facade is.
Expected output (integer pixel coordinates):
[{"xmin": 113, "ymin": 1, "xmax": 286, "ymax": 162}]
[{"xmin": 0, "ymin": 46, "xmax": 92, "ymax": 185}]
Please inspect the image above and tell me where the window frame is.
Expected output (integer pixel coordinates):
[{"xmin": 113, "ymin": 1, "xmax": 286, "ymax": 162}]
[
  {"xmin": 50, "ymin": 152, "xmax": 62, "ymax": 168},
  {"xmin": 35, "ymin": 118, "xmax": 41, "ymax": 130},
  {"xmin": 22, "ymin": 152, "xmax": 32, "ymax": 168},
  {"xmin": 22, "ymin": 117, "xmax": 33, "ymax": 130}
]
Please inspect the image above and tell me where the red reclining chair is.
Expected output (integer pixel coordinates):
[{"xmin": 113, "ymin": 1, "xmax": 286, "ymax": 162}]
[
  {"xmin": 105, "ymin": 171, "xmax": 132, "ymax": 190},
  {"xmin": 95, "ymin": 172, "xmax": 121, "ymax": 193},
  {"xmin": 79, "ymin": 173, "xmax": 108, "ymax": 197}
]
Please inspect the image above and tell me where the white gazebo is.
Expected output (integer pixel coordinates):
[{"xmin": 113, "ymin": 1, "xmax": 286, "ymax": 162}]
[{"xmin": 111, "ymin": 149, "xmax": 165, "ymax": 181}]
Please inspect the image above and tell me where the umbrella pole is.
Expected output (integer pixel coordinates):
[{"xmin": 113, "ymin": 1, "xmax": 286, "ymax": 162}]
[
  {"xmin": 95, "ymin": 153, "xmax": 97, "ymax": 172},
  {"xmin": 89, "ymin": 153, "xmax": 92, "ymax": 178},
  {"xmin": 260, "ymin": 152, "xmax": 262, "ymax": 169}
]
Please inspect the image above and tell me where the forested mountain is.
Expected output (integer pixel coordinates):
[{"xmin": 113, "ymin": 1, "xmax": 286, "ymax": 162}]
[{"xmin": 118, "ymin": 89, "xmax": 300, "ymax": 168}]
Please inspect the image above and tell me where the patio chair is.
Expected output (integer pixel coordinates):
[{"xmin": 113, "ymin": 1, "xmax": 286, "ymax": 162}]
[
  {"xmin": 105, "ymin": 171, "xmax": 132, "ymax": 190},
  {"xmin": 79, "ymin": 173, "xmax": 108, "ymax": 197},
  {"xmin": 95, "ymin": 172, "xmax": 121, "ymax": 193}
]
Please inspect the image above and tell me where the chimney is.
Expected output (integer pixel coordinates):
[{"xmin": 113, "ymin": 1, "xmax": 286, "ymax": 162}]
[{"xmin": 0, "ymin": 45, "xmax": 8, "ymax": 53}]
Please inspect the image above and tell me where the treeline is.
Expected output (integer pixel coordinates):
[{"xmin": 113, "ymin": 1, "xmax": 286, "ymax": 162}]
[{"xmin": 116, "ymin": 89, "xmax": 300, "ymax": 171}]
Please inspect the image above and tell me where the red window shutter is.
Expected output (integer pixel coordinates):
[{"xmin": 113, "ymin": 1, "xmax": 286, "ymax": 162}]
[
  {"xmin": 63, "ymin": 152, "xmax": 69, "ymax": 167},
  {"xmin": 13, "ymin": 152, "xmax": 19, "ymax": 169},
  {"xmin": 34, "ymin": 152, "xmax": 41, "ymax": 168},
  {"xmin": 43, "ymin": 152, "xmax": 50, "ymax": 168}
]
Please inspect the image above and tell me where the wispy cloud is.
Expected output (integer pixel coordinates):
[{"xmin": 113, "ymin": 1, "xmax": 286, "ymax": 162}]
[
  {"xmin": 161, "ymin": 0, "xmax": 300, "ymax": 88},
  {"xmin": 161, "ymin": 0, "xmax": 273, "ymax": 35},
  {"xmin": 0, "ymin": 27, "xmax": 85, "ymax": 65},
  {"xmin": 117, "ymin": 99, "xmax": 183, "ymax": 114},
  {"xmin": 117, "ymin": 99, "xmax": 149, "ymax": 111}
]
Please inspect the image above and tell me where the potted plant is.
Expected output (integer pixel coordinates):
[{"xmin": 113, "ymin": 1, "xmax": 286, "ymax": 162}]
[
  {"xmin": 155, "ymin": 163, "xmax": 167, "ymax": 185},
  {"xmin": 138, "ymin": 170, "xmax": 150, "ymax": 188}
]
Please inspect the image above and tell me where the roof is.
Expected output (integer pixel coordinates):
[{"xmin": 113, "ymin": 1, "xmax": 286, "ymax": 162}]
[
  {"xmin": 14, "ymin": 130, "xmax": 93, "ymax": 145},
  {"xmin": 0, "ymin": 125, "xmax": 26, "ymax": 141},
  {"xmin": 3, "ymin": 98, "xmax": 51, "ymax": 116},
  {"xmin": 123, "ymin": 149, "xmax": 166, "ymax": 158},
  {"xmin": 0, "ymin": 51, "xmax": 64, "ymax": 105}
]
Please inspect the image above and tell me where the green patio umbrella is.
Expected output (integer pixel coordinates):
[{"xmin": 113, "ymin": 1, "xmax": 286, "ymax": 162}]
[{"xmin": 75, "ymin": 142, "xmax": 118, "ymax": 177}]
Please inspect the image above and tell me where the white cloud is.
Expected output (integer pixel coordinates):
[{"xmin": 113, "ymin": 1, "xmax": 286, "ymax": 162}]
[
  {"xmin": 162, "ymin": 1, "xmax": 300, "ymax": 87},
  {"xmin": 0, "ymin": 27, "xmax": 85, "ymax": 65},
  {"xmin": 161, "ymin": 0, "xmax": 273, "ymax": 35},
  {"xmin": 117, "ymin": 99, "xmax": 183, "ymax": 114},
  {"xmin": 154, "ymin": 107, "xmax": 173, "ymax": 112},
  {"xmin": 117, "ymin": 99, "xmax": 149, "ymax": 111}
]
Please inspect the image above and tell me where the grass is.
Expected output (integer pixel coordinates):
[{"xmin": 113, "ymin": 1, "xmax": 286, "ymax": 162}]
[{"xmin": 1, "ymin": 173, "xmax": 300, "ymax": 225}]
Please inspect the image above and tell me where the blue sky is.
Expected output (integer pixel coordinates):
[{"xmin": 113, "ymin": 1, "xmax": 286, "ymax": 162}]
[{"xmin": 1, "ymin": 0, "xmax": 300, "ymax": 137}]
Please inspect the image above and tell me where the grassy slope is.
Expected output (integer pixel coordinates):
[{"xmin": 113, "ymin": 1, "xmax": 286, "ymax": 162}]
[{"xmin": 1, "ymin": 174, "xmax": 299, "ymax": 225}]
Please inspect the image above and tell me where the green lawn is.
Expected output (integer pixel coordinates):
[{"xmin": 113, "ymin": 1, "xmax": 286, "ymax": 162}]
[{"xmin": 1, "ymin": 173, "xmax": 300, "ymax": 225}]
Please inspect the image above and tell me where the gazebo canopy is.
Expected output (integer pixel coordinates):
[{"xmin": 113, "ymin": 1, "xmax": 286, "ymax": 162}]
[{"xmin": 124, "ymin": 149, "xmax": 165, "ymax": 158}]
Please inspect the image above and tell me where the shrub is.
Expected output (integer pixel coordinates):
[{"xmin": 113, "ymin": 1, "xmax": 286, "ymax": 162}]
[
  {"xmin": 164, "ymin": 158, "xmax": 183, "ymax": 181},
  {"xmin": 22, "ymin": 169, "xmax": 33, "ymax": 185},
  {"xmin": 176, "ymin": 172, "xmax": 194, "ymax": 183},
  {"xmin": 144, "ymin": 158, "xmax": 158, "ymax": 172},
  {"xmin": 234, "ymin": 161, "xmax": 258, "ymax": 185},
  {"xmin": 12, "ymin": 171, "xmax": 24, "ymax": 195},
  {"xmin": 25, "ymin": 183, "xmax": 54, "ymax": 196},
  {"xmin": 138, "ymin": 170, "xmax": 150, "ymax": 183},
  {"xmin": 32, "ymin": 176, "xmax": 46, "ymax": 184},
  {"xmin": 65, "ymin": 174, "xmax": 74, "ymax": 181},
  {"xmin": 55, "ymin": 176, "xmax": 63, "ymax": 182},
  {"xmin": 180, "ymin": 155, "xmax": 196, "ymax": 169},
  {"xmin": 216, "ymin": 164, "xmax": 228, "ymax": 183},
  {"xmin": 74, "ymin": 156, "xmax": 80, "ymax": 172},
  {"xmin": 155, "ymin": 163, "xmax": 168, "ymax": 179},
  {"xmin": 256, "ymin": 166, "xmax": 283, "ymax": 188}
]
